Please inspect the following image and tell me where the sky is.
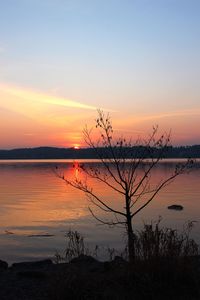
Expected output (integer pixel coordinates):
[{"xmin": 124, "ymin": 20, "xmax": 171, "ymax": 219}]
[{"xmin": 0, "ymin": 0, "xmax": 200, "ymax": 149}]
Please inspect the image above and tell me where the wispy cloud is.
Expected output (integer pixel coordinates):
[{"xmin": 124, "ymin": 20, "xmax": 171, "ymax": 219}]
[
  {"xmin": 136, "ymin": 109, "xmax": 200, "ymax": 122},
  {"xmin": 114, "ymin": 107, "xmax": 200, "ymax": 133},
  {"xmin": 119, "ymin": 109, "xmax": 200, "ymax": 126},
  {"xmin": 0, "ymin": 84, "xmax": 98, "ymax": 110},
  {"xmin": 23, "ymin": 133, "xmax": 35, "ymax": 136}
]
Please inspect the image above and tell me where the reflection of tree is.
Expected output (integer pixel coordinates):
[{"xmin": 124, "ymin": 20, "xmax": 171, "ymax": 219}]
[{"xmin": 57, "ymin": 110, "xmax": 193, "ymax": 262}]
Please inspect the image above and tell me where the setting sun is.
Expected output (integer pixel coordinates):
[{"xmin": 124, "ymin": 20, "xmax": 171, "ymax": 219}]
[{"xmin": 73, "ymin": 145, "xmax": 80, "ymax": 150}]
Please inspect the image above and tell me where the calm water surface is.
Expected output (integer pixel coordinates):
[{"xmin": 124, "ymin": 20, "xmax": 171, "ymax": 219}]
[{"xmin": 0, "ymin": 159, "xmax": 199, "ymax": 264}]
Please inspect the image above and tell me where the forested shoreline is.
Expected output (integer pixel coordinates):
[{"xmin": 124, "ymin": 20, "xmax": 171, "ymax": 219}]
[{"xmin": 0, "ymin": 145, "xmax": 200, "ymax": 159}]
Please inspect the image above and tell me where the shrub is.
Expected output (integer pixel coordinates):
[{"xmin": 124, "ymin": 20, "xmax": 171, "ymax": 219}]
[
  {"xmin": 54, "ymin": 230, "xmax": 88, "ymax": 263},
  {"xmin": 134, "ymin": 219, "xmax": 199, "ymax": 261}
]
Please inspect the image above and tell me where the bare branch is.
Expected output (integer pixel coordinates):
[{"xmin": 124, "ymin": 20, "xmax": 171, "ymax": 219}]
[
  {"xmin": 55, "ymin": 110, "xmax": 194, "ymax": 262},
  {"xmin": 83, "ymin": 126, "xmax": 125, "ymax": 190},
  {"xmin": 56, "ymin": 171, "xmax": 126, "ymax": 218},
  {"xmin": 80, "ymin": 164, "xmax": 125, "ymax": 195},
  {"xmin": 88, "ymin": 207, "xmax": 126, "ymax": 226},
  {"xmin": 131, "ymin": 161, "xmax": 191, "ymax": 218}
]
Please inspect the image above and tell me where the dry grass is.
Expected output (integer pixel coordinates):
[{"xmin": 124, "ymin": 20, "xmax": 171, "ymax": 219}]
[
  {"xmin": 51, "ymin": 222, "xmax": 200, "ymax": 300},
  {"xmin": 134, "ymin": 219, "xmax": 199, "ymax": 260}
]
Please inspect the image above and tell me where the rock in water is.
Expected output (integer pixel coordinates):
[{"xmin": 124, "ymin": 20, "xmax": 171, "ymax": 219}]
[{"xmin": 168, "ymin": 204, "xmax": 183, "ymax": 211}]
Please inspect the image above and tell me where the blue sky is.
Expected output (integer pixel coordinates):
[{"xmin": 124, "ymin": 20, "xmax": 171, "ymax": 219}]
[{"xmin": 0, "ymin": 0, "xmax": 200, "ymax": 148}]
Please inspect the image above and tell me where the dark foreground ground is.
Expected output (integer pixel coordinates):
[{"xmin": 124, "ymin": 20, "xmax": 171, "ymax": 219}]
[{"xmin": 0, "ymin": 255, "xmax": 200, "ymax": 300}]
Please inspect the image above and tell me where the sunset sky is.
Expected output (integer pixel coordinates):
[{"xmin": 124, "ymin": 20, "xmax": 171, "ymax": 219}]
[{"xmin": 0, "ymin": 0, "xmax": 200, "ymax": 149}]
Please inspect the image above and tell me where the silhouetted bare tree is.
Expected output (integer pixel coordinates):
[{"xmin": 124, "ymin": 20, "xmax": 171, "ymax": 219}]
[{"xmin": 57, "ymin": 110, "xmax": 192, "ymax": 262}]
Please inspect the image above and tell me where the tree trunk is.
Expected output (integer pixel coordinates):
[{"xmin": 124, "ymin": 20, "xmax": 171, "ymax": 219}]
[
  {"xmin": 127, "ymin": 215, "xmax": 135, "ymax": 262},
  {"xmin": 125, "ymin": 193, "xmax": 135, "ymax": 262}
]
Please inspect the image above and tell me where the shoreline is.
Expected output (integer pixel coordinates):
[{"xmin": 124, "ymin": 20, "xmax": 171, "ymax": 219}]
[{"xmin": 0, "ymin": 254, "xmax": 200, "ymax": 300}]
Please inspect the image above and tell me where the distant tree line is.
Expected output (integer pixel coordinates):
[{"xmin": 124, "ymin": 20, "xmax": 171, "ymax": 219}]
[{"xmin": 0, "ymin": 145, "xmax": 200, "ymax": 159}]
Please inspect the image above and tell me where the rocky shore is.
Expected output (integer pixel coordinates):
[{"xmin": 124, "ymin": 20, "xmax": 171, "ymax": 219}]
[
  {"xmin": 0, "ymin": 258, "xmax": 54, "ymax": 300},
  {"xmin": 0, "ymin": 255, "xmax": 200, "ymax": 300},
  {"xmin": 0, "ymin": 255, "xmax": 129, "ymax": 300}
]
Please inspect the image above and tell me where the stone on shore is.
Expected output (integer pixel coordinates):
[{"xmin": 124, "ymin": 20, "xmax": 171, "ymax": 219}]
[
  {"xmin": 0, "ymin": 260, "xmax": 8, "ymax": 271},
  {"xmin": 11, "ymin": 259, "xmax": 53, "ymax": 270}
]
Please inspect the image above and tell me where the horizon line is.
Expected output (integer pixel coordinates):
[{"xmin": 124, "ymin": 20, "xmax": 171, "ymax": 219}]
[{"xmin": 1, "ymin": 144, "xmax": 200, "ymax": 151}]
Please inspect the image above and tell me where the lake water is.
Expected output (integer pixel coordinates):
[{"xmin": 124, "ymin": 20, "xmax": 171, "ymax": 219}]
[{"xmin": 0, "ymin": 159, "xmax": 200, "ymax": 264}]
